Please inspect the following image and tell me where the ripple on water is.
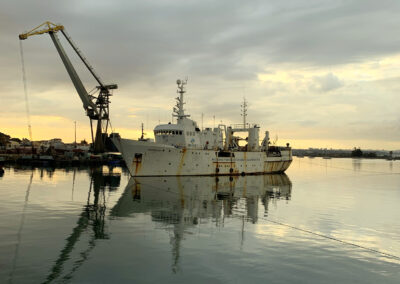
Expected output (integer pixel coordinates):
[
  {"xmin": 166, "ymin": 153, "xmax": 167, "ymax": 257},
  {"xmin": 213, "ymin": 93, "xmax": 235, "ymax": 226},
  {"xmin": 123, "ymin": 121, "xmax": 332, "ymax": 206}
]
[{"xmin": 0, "ymin": 163, "xmax": 399, "ymax": 283}]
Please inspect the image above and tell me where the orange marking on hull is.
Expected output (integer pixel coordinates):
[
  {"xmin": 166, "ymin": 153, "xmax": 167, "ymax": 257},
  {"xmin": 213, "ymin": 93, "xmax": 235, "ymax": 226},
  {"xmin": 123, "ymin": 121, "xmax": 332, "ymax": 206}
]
[
  {"xmin": 243, "ymin": 152, "xmax": 247, "ymax": 171},
  {"xmin": 177, "ymin": 148, "xmax": 187, "ymax": 175},
  {"xmin": 134, "ymin": 160, "xmax": 141, "ymax": 175}
]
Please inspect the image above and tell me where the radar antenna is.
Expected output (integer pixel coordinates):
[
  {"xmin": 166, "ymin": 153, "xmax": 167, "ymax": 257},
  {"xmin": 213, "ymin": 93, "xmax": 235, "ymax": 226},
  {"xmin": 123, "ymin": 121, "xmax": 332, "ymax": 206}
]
[{"xmin": 173, "ymin": 79, "xmax": 190, "ymax": 120}]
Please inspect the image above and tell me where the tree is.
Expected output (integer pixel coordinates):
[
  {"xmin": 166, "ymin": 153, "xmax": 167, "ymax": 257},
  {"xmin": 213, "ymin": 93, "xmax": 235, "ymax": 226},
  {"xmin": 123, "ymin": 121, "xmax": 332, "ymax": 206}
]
[
  {"xmin": 351, "ymin": 147, "xmax": 363, "ymax": 157},
  {"xmin": 0, "ymin": 132, "xmax": 11, "ymax": 146}
]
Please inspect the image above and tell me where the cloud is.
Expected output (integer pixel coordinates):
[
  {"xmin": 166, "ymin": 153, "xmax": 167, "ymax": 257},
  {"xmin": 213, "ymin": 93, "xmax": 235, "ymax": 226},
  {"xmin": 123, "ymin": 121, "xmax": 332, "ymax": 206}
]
[
  {"xmin": 311, "ymin": 72, "xmax": 343, "ymax": 92},
  {"xmin": 1, "ymin": 0, "xmax": 400, "ymax": 149}
]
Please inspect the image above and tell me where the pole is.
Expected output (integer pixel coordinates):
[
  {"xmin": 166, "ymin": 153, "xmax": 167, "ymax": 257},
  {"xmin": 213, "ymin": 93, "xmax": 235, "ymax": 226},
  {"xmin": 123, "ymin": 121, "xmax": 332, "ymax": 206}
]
[{"xmin": 74, "ymin": 121, "xmax": 77, "ymax": 148}]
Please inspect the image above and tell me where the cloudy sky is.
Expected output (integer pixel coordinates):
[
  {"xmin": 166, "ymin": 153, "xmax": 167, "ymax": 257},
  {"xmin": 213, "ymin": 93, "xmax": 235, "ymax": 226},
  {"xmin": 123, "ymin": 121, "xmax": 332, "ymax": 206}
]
[{"xmin": 1, "ymin": 0, "xmax": 400, "ymax": 149}]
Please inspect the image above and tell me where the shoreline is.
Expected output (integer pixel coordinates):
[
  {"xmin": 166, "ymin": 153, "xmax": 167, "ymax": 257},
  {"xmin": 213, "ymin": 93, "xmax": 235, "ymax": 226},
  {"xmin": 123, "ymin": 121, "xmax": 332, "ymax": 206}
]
[{"xmin": 294, "ymin": 154, "xmax": 398, "ymax": 160}]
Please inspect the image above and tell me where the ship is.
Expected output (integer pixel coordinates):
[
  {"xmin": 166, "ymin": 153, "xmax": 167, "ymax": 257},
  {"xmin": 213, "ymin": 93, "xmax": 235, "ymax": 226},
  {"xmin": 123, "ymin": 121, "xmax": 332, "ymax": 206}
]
[{"xmin": 111, "ymin": 79, "xmax": 292, "ymax": 176}]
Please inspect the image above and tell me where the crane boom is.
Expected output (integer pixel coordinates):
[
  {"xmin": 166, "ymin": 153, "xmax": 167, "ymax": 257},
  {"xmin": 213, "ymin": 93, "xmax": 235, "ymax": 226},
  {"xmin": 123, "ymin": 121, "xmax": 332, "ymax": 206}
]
[
  {"xmin": 49, "ymin": 32, "xmax": 99, "ymax": 114},
  {"xmin": 19, "ymin": 21, "xmax": 117, "ymax": 153},
  {"xmin": 60, "ymin": 29, "xmax": 105, "ymax": 89}
]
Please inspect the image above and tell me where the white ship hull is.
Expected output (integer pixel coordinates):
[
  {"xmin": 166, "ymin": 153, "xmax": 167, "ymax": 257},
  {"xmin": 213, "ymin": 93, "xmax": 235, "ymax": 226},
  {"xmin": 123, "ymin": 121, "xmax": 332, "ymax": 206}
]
[{"xmin": 112, "ymin": 137, "xmax": 292, "ymax": 177}]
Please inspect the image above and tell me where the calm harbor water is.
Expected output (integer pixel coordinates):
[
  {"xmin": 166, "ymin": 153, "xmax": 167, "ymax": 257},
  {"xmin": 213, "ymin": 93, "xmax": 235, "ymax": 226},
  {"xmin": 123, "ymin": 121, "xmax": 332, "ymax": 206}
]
[{"xmin": 0, "ymin": 157, "xmax": 399, "ymax": 283}]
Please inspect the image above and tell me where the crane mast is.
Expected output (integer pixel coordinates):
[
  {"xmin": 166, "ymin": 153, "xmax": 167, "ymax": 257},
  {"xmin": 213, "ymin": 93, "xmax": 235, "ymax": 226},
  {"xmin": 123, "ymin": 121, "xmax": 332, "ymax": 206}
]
[{"xmin": 19, "ymin": 21, "xmax": 117, "ymax": 153}]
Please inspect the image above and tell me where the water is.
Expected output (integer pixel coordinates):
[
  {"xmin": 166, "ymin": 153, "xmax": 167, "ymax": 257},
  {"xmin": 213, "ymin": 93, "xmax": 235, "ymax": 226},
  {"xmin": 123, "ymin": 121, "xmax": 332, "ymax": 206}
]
[{"xmin": 0, "ymin": 158, "xmax": 399, "ymax": 283}]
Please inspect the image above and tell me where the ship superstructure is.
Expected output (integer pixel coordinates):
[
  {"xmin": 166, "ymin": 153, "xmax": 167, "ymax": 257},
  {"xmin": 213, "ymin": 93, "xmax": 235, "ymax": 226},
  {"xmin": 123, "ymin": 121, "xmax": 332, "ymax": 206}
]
[{"xmin": 112, "ymin": 80, "xmax": 292, "ymax": 176}]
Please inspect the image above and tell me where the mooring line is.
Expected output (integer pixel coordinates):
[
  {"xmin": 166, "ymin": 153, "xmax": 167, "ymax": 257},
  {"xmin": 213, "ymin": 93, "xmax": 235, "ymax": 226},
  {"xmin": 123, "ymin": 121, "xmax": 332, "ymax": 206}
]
[
  {"xmin": 261, "ymin": 216, "xmax": 400, "ymax": 261},
  {"xmin": 127, "ymin": 175, "xmax": 400, "ymax": 262}
]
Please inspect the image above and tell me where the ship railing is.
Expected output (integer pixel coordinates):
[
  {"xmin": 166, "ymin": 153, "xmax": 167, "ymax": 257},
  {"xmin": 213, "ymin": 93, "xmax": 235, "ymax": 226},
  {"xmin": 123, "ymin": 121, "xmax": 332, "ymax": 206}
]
[{"xmin": 230, "ymin": 123, "xmax": 259, "ymax": 129}]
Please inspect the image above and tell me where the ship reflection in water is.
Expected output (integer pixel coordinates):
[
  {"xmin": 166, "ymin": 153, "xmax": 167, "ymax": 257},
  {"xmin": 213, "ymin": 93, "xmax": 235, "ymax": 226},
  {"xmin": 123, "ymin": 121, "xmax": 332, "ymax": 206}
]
[{"xmin": 111, "ymin": 174, "xmax": 292, "ymax": 273}]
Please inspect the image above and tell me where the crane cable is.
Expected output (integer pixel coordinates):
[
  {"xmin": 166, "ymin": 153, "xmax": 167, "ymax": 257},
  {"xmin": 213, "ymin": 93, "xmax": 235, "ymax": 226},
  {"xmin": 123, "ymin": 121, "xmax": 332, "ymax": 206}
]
[{"xmin": 19, "ymin": 41, "xmax": 33, "ymax": 141}]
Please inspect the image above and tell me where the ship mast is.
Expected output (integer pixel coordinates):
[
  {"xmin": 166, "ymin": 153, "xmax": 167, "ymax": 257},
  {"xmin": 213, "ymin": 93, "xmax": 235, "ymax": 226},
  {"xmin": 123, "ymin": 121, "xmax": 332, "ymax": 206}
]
[
  {"xmin": 241, "ymin": 97, "xmax": 248, "ymax": 128},
  {"xmin": 140, "ymin": 123, "xmax": 145, "ymax": 140},
  {"xmin": 173, "ymin": 79, "xmax": 190, "ymax": 121}
]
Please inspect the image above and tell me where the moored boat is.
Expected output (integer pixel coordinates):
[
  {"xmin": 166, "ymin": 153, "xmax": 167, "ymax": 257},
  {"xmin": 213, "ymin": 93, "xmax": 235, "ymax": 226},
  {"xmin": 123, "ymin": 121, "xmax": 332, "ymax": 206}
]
[{"xmin": 112, "ymin": 80, "xmax": 292, "ymax": 176}]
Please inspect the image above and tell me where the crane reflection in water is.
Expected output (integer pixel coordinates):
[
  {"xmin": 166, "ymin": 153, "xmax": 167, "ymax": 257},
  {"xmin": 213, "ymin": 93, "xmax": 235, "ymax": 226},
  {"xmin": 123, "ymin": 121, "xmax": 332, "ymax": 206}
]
[
  {"xmin": 43, "ymin": 166, "xmax": 121, "ymax": 283},
  {"xmin": 40, "ymin": 170, "xmax": 291, "ymax": 281}
]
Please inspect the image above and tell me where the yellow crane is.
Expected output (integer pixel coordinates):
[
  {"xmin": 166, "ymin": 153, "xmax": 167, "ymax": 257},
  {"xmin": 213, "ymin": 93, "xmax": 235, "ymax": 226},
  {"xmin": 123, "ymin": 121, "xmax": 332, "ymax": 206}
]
[
  {"xmin": 19, "ymin": 21, "xmax": 117, "ymax": 153},
  {"xmin": 19, "ymin": 21, "xmax": 64, "ymax": 39}
]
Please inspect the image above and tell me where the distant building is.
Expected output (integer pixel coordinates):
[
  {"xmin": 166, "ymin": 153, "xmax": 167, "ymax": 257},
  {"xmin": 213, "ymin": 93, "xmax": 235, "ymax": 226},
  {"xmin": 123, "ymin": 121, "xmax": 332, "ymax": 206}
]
[
  {"xmin": 40, "ymin": 138, "xmax": 66, "ymax": 151},
  {"xmin": 6, "ymin": 140, "xmax": 20, "ymax": 150}
]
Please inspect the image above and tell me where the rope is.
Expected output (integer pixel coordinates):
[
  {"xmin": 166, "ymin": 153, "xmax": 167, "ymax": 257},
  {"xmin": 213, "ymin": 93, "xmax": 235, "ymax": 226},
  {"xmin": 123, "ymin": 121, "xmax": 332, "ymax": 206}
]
[
  {"xmin": 260, "ymin": 216, "xmax": 400, "ymax": 261},
  {"xmin": 19, "ymin": 41, "xmax": 33, "ymax": 141}
]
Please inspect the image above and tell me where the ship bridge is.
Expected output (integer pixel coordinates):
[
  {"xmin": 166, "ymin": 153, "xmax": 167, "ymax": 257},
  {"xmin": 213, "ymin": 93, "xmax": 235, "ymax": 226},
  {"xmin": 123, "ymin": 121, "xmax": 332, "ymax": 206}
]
[{"xmin": 154, "ymin": 117, "xmax": 202, "ymax": 149}]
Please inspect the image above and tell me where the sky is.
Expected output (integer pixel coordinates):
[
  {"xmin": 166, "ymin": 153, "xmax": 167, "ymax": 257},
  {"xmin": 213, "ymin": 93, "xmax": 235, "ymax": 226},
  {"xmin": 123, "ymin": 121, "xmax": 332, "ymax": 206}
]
[{"xmin": 1, "ymin": 0, "xmax": 400, "ymax": 150}]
